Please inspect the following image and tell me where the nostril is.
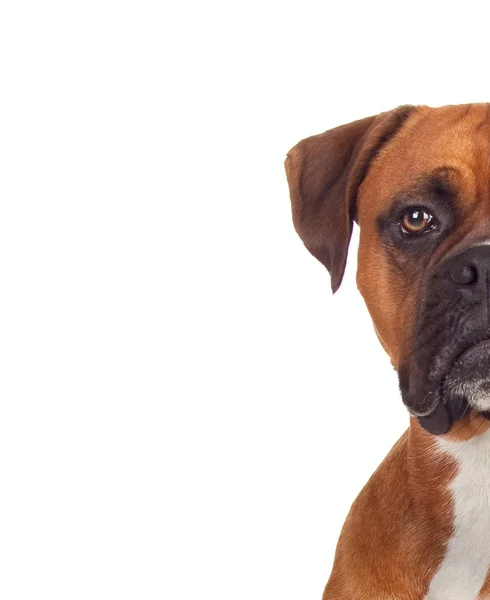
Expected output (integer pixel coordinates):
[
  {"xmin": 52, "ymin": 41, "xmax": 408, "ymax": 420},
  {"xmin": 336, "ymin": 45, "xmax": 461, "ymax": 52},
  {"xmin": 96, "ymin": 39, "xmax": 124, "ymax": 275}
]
[{"xmin": 450, "ymin": 263, "xmax": 478, "ymax": 285}]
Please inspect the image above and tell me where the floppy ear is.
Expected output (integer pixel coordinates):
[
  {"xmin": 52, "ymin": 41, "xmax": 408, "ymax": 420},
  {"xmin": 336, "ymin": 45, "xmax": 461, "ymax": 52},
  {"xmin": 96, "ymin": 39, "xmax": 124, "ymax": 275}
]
[{"xmin": 284, "ymin": 106, "xmax": 414, "ymax": 293}]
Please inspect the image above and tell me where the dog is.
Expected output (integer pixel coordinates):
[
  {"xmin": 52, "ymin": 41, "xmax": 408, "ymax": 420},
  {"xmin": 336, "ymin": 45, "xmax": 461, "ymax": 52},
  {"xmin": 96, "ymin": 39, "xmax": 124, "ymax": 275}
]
[{"xmin": 285, "ymin": 103, "xmax": 490, "ymax": 599}]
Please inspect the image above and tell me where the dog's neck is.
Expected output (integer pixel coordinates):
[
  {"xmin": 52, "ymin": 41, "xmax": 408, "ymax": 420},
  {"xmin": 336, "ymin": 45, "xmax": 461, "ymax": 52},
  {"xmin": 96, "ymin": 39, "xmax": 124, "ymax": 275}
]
[
  {"xmin": 406, "ymin": 414, "xmax": 490, "ymax": 516},
  {"xmin": 408, "ymin": 415, "xmax": 490, "ymax": 598}
]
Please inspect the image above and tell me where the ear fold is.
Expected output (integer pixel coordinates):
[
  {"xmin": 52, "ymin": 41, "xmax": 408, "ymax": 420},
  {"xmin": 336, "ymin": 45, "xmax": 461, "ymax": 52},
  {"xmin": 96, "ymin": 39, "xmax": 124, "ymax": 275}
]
[{"xmin": 285, "ymin": 106, "xmax": 414, "ymax": 292}]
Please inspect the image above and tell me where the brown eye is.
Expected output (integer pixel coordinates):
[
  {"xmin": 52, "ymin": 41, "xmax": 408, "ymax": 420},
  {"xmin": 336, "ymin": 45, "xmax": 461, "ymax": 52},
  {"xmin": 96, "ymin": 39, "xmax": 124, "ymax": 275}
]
[{"xmin": 400, "ymin": 208, "xmax": 434, "ymax": 235}]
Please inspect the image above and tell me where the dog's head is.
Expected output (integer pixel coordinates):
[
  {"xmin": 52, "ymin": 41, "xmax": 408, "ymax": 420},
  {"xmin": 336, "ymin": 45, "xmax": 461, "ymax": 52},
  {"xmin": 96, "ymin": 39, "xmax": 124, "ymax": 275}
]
[{"xmin": 286, "ymin": 103, "xmax": 490, "ymax": 435}]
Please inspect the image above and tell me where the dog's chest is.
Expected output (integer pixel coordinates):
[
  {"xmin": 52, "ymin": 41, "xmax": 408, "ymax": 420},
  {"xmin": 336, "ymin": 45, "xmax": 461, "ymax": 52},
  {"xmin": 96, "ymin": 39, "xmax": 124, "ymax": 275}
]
[{"xmin": 424, "ymin": 429, "xmax": 490, "ymax": 600}]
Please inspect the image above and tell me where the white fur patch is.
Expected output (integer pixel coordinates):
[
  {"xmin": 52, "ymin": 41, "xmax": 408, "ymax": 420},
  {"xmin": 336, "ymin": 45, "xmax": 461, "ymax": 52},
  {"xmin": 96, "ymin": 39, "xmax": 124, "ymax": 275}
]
[
  {"xmin": 447, "ymin": 379, "xmax": 490, "ymax": 412},
  {"xmin": 424, "ymin": 428, "xmax": 490, "ymax": 599}
]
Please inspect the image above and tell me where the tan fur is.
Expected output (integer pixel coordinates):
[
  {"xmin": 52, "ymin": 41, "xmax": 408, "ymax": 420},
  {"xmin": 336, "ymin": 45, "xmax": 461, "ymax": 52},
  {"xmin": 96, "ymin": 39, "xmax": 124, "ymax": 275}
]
[
  {"xmin": 286, "ymin": 103, "xmax": 490, "ymax": 598},
  {"xmin": 357, "ymin": 104, "xmax": 490, "ymax": 368},
  {"xmin": 324, "ymin": 420, "xmax": 457, "ymax": 599},
  {"xmin": 478, "ymin": 570, "xmax": 490, "ymax": 598}
]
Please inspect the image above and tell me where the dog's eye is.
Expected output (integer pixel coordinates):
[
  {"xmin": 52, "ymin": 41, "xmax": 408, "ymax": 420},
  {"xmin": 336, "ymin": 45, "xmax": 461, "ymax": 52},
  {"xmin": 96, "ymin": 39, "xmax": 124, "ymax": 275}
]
[{"xmin": 400, "ymin": 208, "xmax": 434, "ymax": 235}]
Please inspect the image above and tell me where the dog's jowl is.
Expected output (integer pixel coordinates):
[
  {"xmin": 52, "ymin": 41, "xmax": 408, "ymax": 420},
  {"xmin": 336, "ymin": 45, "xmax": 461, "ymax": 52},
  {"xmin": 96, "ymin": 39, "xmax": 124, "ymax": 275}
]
[{"xmin": 285, "ymin": 104, "xmax": 490, "ymax": 600}]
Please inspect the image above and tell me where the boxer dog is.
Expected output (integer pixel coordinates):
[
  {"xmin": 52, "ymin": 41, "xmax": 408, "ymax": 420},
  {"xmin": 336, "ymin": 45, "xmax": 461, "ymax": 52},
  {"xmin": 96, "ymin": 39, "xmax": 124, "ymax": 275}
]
[{"xmin": 285, "ymin": 104, "xmax": 490, "ymax": 599}]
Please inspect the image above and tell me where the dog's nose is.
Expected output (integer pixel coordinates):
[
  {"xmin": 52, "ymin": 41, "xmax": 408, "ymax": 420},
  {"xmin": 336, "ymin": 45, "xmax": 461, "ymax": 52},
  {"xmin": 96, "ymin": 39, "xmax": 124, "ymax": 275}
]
[{"xmin": 447, "ymin": 245, "xmax": 490, "ymax": 291}]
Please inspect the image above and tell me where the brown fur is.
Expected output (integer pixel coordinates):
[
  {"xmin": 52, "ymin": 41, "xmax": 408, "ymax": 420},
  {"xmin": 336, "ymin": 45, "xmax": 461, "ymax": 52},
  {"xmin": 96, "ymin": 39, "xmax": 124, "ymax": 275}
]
[
  {"xmin": 478, "ymin": 570, "xmax": 490, "ymax": 598},
  {"xmin": 356, "ymin": 104, "xmax": 490, "ymax": 368},
  {"xmin": 285, "ymin": 104, "xmax": 490, "ymax": 598},
  {"xmin": 324, "ymin": 420, "xmax": 456, "ymax": 599}
]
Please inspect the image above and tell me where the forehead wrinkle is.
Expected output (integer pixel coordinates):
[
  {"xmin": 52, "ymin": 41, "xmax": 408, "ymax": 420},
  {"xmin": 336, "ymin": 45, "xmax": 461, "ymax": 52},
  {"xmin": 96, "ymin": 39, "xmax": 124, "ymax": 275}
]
[
  {"xmin": 359, "ymin": 105, "xmax": 490, "ymax": 224},
  {"xmin": 410, "ymin": 105, "xmax": 486, "ymax": 152},
  {"xmin": 413, "ymin": 167, "xmax": 459, "ymax": 195},
  {"xmin": 459, "ymin": 103, "xmax": 472, "ymax": 121},
  {"xmin": 466, "ymin": 108, "xmax": 490, "ymax": 214},
  {"xmin": 474, "ymin": 103, "xmax": 490, "ymax": 133},
  {"xmin": 414, "ymin": 104, "xmax": 473, "ymax": 135},
  {"xmin": 380, "ymin": 167, "xmax": 459, "ymax": 216}
]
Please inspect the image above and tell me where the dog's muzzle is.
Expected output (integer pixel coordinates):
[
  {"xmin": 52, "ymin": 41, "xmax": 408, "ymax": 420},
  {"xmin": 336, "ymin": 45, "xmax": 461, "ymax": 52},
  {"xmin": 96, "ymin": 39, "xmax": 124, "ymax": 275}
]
[{"xmin": 400, "ymin": 244, "xmax": 490, "ymax": 434}]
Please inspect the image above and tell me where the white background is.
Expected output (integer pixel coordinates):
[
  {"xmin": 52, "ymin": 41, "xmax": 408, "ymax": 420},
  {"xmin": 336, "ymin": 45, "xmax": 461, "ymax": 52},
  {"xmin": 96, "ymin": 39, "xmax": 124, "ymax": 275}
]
[{"xmin": 2, "ymin": 1, "xmax": 490, "ymax": 599}]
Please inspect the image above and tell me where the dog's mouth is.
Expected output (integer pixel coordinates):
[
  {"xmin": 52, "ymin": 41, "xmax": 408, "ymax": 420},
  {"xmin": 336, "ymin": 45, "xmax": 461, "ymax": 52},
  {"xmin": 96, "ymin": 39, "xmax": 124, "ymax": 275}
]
[
  {"xmin": 443, "ymin": 339, "xmax": 490, "ymax": 412},
  {"xmin": 416, "ymin": 339, "xmax": 490, "ymax": 434}
]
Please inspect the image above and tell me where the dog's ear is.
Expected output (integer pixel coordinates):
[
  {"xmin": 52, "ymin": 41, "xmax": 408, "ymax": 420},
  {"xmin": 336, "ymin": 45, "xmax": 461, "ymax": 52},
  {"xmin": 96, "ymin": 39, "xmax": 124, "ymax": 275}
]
[{"xmin": 285, "ymin": 106, "xmax": 414, "ymax": 293}]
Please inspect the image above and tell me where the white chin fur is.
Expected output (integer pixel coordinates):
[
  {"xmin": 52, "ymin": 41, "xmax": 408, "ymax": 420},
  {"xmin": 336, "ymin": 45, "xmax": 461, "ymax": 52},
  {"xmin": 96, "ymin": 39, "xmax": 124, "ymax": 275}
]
[{"xmin": 450, "ymin": 379, "xmax": 490, "ymax": 412}]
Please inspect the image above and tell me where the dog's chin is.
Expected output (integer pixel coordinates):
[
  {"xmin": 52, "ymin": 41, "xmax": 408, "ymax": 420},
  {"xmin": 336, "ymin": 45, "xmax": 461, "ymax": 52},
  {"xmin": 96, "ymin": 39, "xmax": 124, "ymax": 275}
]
[
  {"xmin": 443, "ymin": 339, "xmax": 490, "ymax": 413},
  {"xmin": 417, "ymin": 340, "xmax": 490, "ymax": 435}
]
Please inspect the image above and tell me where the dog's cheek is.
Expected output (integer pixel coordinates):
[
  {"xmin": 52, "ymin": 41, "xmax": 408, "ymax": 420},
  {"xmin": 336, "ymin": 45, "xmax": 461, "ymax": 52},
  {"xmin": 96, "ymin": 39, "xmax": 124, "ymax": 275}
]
[{"xmin": 357, "ymin": 239, "xmax": 414, "ymax": 367}]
